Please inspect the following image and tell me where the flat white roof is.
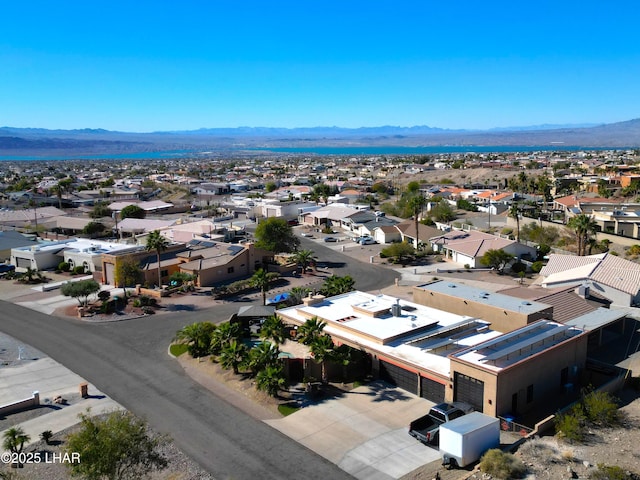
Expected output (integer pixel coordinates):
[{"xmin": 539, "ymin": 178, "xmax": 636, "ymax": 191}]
[
  {"xmin": 452, "ymin": 320, "xmax": 584, "ymax": 372},
  {"xmin": 278, "ymin": 291, "xmax": 502, "ymax": 378}
]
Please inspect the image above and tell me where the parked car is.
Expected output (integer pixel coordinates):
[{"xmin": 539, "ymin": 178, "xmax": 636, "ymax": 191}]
[
  {"xmin": 409, "ymin": 402, "xmax": 473, "ymax": 445},
  {"xmin": 0, "ymin": 264, "xmax": 15, "ymax": 275},
  {"xmin": 323, "ymin": 236, "xmax": 338, "ymax": 242},
  {"xmin": 359, "ymin": 237, "xmax": 376, "ymax": 245},
  {"xmin": 301, "ymin": 232, "xmax": 314, "ymax": 238}
]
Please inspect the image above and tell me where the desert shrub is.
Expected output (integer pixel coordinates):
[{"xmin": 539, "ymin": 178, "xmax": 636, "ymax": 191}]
[
  {"xmin": 137, "ymin": 295, "xmax": 156, "ymax": 307},
  {"xmin": 627, "ymin": 244, "xmax": 640, "ymax": 257},
  {"xmin": 321, "ymin": 226, "xmax": 333, "ymax": 234},
  {"xmin": 517, "ymin": 438, "xmax": 561, "ymax": 467},
  {"xmin": 555, "ymin": 410, "xmax": 586, "ymax": 443},
  {"xmin": 464, "ymin": 264, "xmax": 471, "ymax": 270},
  {"xmin": 531, "ymin": 260, "xmax": 544, "ymax": 273},
  {"xmin": 479, "ymin": 449, "xmax": 527, "ymax": 479},
  {"xmin": 589, "ymin": 464, "xmax": 634, "ymax": 480},
  {"xmin": 58, "ymin": 261, "xmax": 71, "ymax": 272},
  {"xmin": 97, "ymin": 290, "xmax": 110, "ymax": 302},
  {"xmin": 511, "ymin": 261, "xmax": 526, "ymax": 274},
  {"xmin": 501, "ymin": 227, "xmax": 514, "ymax": 236},
  {"xmin": 73, "ymin": 265, "xmax": 86, "ymax": 275},
  {"xmin": 582, "ymin": 390, "xmax": 620, "ymax": 427},
  {"xmin": 142, "ymin": 306, "xmax": 155, "ymax": 315},
  {"xmin": 133, "ymin": 299, "xmax": 141, "ymax": 307}
]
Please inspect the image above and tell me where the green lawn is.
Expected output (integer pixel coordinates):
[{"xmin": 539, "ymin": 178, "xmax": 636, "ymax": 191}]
[
  {"xmin": 170, "ymin": 343, "xmax": 189, "ymax": 357},
  {"xmin": 277, "ymin": 403, "xmax": 300, "ymax": 416}
]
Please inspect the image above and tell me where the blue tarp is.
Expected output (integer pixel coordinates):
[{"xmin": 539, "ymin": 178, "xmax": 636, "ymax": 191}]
[{"xmin": 266, "ymin": 292, "xmax": 290, "ymax": 304}]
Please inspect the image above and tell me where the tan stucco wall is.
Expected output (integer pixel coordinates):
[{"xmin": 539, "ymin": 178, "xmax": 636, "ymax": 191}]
[
  {"xmin": 412, "ymin": 287, "xmax": 553, "ymax": 333},
  {"xmin": 450, "ymin": 333, "xmax": 588, "ymax": 417}
]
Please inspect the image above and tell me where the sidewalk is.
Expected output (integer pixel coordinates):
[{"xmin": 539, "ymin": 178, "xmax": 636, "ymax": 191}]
[{"xmin": 0, "ymin": 342, "xmax": 122, "ymax": 450}]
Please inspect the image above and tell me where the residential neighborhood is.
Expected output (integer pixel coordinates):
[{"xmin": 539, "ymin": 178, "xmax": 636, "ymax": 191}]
[{"xmin": 2, "ymin": 151, "xmax": 640, "ymax": 480}]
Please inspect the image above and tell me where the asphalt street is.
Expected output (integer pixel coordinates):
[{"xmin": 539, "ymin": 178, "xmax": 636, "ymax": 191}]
[{"xmin": 0, "ymin": 244, "xmax": 395, "ymax": 479}]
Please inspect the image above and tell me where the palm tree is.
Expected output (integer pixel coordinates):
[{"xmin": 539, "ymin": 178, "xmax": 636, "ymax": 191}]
[
  {"xmin": 567, "ymin": 214, "xmax": 598, "ymax": 256},
  {"xmin": 287, "ymin": 286, "xmax": 311, "ymax": 306},
  {"xmin": 297, "ymin": 316, "xmax": 326, "ymax": 345},
  {"xmin": 260, "ymin": 315, "xmax": 286, "ymax": 345},
  {"xmin": 246, "ymin": 341, "xmax": 280, "ymax": 376},
  {"xmin": 145, "ymin": 230, "xmax": 169, "ymax": 287},
  {"xmin": 320, "ymin": 275, "xmax": 355, "ymax": 296},
  {"xmin": 309, "ymin": 334, "xmax": 336, "ymax": 382},
  {"xmin": 250, "ymin": 268, "xmax": 280, "ymax": 305},
  {"xmin": 210, "ymin": 321, "xmax": 242, "ymax": 355},
  {"xmin": 174, "ymin": 322, "xmax": 217, "ymax": 358},
  {"xmin": 509, "ymin": 203, "xmax": 521, "ymax": 242},
  {"xmin": 292, "ymin": 249, "xmax": 317, "ymax": 274},
  {"xmin": 408, "ymin": 194, "xmax": 427, "ymax": 249},
  {"xmin": 3, "ymin": 427, "xmax": 30, "ymax": 466},
  {"xmin": 219, "ymin": 339, "xmax": 248, "ymax": 374},
  {"xmin": 255, "ymin": 364, "xmax": 286, "ymax": 397}
]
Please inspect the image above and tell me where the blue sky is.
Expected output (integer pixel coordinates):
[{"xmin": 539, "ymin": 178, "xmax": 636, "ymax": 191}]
[{"xmin": 2, "ymin": 1, "xmax": 639, "ymax": 132}]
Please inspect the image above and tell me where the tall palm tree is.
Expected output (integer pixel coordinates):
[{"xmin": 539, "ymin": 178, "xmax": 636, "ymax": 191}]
[
  {"xmin": 260, "ymin": 315, "xmax": 286, "ymax": 345},
  {"xmin": 309, "ymin": 334, "xmax": 336, "ymax": 382},
  {"xmin": 174, "ymin": 322, "xmax": 217, "ymax": 358},
  {"xmin": 250, "ymin": 268, "xmax": 280, "ymax": 305},
  {"xmin": 567, "ymin": 214, "xmax": 598, "ymax": 256},
  {"xmin": 408, "ymin": 194, "xmax": 426, "ymax": 249},
  {"xmin": 293, "ymin": 249, "xmax": 317, "ymax": 274},
  {"xmin": 509, "ymin": 203, "xmax": 521, "ymax": 242},
  {"xmin": 219, "ymin": 339, "xmax": 248, "ymax": 374},
  {"xmin": 297, "ymin": 316, "xmax": 326, "ymax": 345},
  {"xmin": 145, "ymin": 230, "xmax": 169, "ymax": 287}
]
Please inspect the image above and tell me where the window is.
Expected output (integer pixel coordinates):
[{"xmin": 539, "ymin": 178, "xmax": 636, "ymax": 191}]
[
  {"xmin": 161, "ymin": 269, "xmax": 168, "ymax": 278},
  {"xmin": 561, "ymin": 367, "xmax": 569, "ymax": 386},
  {"xmin": 227, "ymin": 266, "xmax": 234, "ymax": 274},
  {"xmin": 527, "ymin": 384, "xmax": 534, "ymax": 403}
]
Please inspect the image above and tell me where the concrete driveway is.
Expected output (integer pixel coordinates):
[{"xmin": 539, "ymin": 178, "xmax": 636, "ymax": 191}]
[{"xmin": 265, "ymin": 381, "xmax": 440, "ymax": 479}]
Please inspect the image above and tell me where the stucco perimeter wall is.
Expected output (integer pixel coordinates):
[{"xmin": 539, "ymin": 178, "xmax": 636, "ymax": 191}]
[{"xmin": 412, "ymin": 287, "xmax": 553, "ymax": 333}]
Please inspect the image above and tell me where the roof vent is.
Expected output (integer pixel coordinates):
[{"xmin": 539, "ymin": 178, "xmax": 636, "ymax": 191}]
[{"xmin": 391, "ymin": 298, "xmax": 402, "ymax": 317}]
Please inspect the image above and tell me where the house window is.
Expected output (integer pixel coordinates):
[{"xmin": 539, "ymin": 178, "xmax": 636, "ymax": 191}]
[
  {"xmin": 227, "ymin": 266, "xmax": 234, "ymax": 274},
  {"xmin": 527, "ymin": 384, "xmax": 534, "ymax": 403},
  {"xmin": 161, "ymin": 269, "xmax": 168, "ymax": 278}
]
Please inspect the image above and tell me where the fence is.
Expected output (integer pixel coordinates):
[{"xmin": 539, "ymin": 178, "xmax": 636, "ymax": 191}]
[{"xmin": 498, "ymin": 415, "xmax": 534, "ymax": 438}]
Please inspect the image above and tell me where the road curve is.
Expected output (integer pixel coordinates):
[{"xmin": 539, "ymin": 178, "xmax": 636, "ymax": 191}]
[{"xmin": 0, "ymin": 302, "xmax": 352, "ymax": 480}]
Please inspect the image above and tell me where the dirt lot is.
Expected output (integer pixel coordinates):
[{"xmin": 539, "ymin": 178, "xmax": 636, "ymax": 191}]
[{"xmin": 401, "ymin": 387, "xmax": 640, "ymax": 480}]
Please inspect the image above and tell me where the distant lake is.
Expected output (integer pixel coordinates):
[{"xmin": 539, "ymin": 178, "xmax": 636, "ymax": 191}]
[
  {"xmin": 0, "ymin": 145, "xmax": 630, "ymax": 161},
  {"xmin": 250, "ymin": 145, "xmax": 628, "ymax": 155}
]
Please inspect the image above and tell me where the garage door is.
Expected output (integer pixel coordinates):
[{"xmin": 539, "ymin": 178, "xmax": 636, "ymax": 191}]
[
  {"xmin": 454, "ymin": 373, "xmax": 484, "ymax": 412},
  {"xmin": 379, "ymin": 360, "xmax": 418, "ymax": 395},
  {"xmin": 16, "ymin": 257, "xmax": 31, "ymax": 269},
  {"xmin": 420, "ymin": 376, "xmax": 445, "ymax": 403}
]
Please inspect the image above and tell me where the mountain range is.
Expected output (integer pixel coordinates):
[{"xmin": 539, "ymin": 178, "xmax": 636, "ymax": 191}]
[{"xmin": 1, "ymin": 119, "xmax": 639, "ymax": 156}]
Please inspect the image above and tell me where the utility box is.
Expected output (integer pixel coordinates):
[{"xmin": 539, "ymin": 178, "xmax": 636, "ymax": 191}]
[
  {"xmin": 440, "ymin": 412, "xmax": 500, "ymax": 469},
  {"xmin": 80, "ymin": 382, "xmax": 89, "ymax": 398}
]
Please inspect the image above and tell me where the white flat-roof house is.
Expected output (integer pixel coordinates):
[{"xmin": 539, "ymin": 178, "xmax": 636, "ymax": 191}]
[{"xmin": 11, "ymin": 239, "xmax": 136, "ymax": 273}]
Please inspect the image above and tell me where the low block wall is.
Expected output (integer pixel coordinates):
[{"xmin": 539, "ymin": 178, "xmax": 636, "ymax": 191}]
[{"xmin": 0, "ymin": 391, "xmax": 39, "ymax": 416}]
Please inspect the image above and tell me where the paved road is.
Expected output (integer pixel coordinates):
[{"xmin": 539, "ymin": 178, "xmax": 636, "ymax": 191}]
[
  {"xmin": 0, "ymin": 246, "xmax": 395, "ymax": 479},
  {"xmin": 0, "ymin": 302, "xmax": 351, "ymax": 480}
]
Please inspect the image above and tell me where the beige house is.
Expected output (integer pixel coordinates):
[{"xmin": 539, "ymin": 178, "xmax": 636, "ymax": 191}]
[
  {"xmin": 179, "ymin": 242, "xmax": 273, "ymax": 287},
  {"xmin": 450, "ymin": 321, "xmax": 587, "ymax": 417}
]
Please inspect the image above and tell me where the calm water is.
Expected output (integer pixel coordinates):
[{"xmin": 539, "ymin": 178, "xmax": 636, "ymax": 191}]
[{"xmin": 0, "ymin": 145, "xmax": 629, "ymax": 161}]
